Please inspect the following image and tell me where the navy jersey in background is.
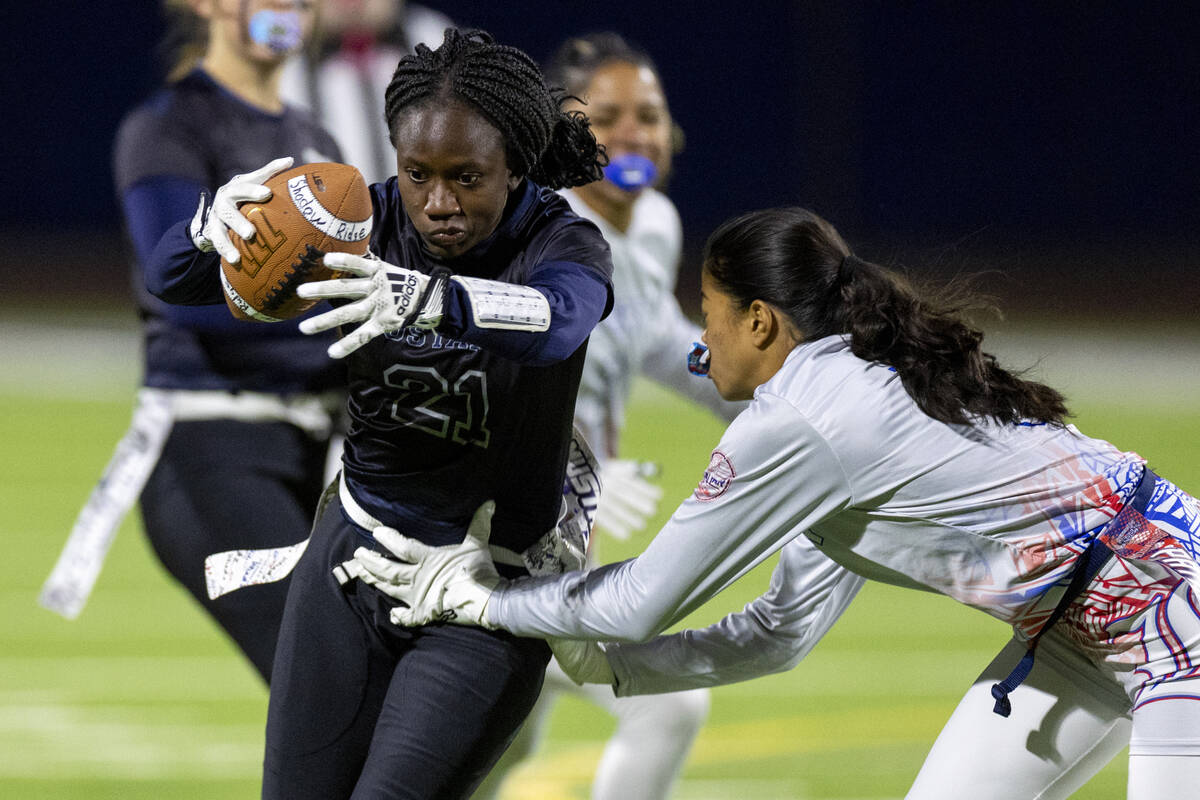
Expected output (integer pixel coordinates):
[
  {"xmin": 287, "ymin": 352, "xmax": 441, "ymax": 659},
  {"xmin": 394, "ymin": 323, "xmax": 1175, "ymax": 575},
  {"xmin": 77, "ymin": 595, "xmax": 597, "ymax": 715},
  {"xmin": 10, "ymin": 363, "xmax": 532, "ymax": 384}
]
[
  {"xmin": 113, "ymin": 68, "xmax": 344, "ymax": 394},
  {"xmin": 109, "ymin": 68, "xmax": 350, "ymax": 682}
]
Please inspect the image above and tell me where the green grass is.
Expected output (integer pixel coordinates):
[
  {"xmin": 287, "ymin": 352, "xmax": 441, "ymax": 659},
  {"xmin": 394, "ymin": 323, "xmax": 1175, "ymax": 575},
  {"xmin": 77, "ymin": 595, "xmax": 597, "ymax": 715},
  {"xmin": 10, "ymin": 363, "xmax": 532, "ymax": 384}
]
[{"xmin": 3, "ymin": 330, "xmax": 1198, "ymax": 798}]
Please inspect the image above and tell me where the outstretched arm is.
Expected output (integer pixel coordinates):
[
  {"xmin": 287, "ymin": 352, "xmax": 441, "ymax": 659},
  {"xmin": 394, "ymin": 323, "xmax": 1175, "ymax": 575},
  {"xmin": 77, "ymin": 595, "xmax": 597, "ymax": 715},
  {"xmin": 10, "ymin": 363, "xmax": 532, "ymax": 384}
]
[
  {"xmin": 488, "ymin": 395, "xmax": 852, "ymax": 642},
  {"xmin": 604, "ymin": 536, "xmax": 863, "ymax": 695},
  {"xmin": 347, "ymin": 391, "xmax": 856, "ymax": 647}
]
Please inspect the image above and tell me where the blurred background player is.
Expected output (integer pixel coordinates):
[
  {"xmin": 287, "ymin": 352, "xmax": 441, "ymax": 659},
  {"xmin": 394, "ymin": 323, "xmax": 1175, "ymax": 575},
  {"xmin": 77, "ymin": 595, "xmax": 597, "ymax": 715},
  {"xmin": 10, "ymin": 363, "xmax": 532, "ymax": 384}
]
[
  {"xmin": 474, "ymin": 32, "xmax": 743, "ymax": 800},
  {"xmin": 280, "ymin": 0, "xmax": 452, "ymax": 185},
  {"xmin": 109, "ymin": 0, "xmax": 346, "ymax": 681}
]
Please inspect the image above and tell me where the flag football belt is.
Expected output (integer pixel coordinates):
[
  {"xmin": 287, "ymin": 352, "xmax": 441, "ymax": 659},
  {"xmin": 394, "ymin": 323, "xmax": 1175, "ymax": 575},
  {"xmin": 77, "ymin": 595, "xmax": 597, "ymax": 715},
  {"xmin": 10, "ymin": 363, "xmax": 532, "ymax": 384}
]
[
  {"xmin": 41, "ymin": 388, "xmax": 344, "ymax": 614},
  {"xmin": 337, "ymin": 473, "xmax": 527, "ymax": 569},
  {"xmin": 39, "ymin": 389, "xmax": 174, "ymax": 618},
  {"xmin": 990, "ymin": 466, "xmax": 1159, "ymax": 717},
  {"xmin": 169, "ymin": 388, "xmax": 342, "ymax": 437}
]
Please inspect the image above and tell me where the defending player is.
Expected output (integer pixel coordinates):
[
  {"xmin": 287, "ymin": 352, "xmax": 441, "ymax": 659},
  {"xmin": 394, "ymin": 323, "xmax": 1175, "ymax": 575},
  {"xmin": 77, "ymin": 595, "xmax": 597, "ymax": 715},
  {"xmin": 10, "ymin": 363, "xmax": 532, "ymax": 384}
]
[
  {"xmin": 349, "ymin": 207, "xmax": 1200, "ymax": 798},
  {"xmin": 107, "ymin": 0, "xmax": 344, "ymax": 681},
  {"xmin": 146, "ymin": 28, "xmax": 614, "ymax": 800}
]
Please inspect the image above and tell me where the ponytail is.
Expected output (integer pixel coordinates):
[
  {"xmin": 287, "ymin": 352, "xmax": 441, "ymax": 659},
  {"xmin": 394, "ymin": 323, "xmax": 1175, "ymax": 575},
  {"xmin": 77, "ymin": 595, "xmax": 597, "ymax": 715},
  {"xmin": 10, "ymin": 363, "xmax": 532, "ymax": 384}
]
[
  {"xmin": 703, "ymin": 208, "xmax": 1068, "ymax": 426},
  {"xmin": 527, "ymin": 109, "xmax": 606, "ymax": 188}
]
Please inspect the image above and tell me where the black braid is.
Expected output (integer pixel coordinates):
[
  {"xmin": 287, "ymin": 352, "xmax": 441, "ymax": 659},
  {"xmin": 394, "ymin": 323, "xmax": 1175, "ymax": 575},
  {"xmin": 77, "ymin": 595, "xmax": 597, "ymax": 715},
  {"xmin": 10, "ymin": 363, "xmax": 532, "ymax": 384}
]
[{"xmin": 383, "ymin": 28, "xmax": 605, "ymax": 189}]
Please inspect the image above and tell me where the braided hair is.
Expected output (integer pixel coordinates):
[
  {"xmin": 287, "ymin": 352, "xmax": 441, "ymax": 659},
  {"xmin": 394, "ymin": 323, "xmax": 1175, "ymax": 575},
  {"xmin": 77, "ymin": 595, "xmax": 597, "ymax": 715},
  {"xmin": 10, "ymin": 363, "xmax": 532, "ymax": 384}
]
[
  {"xmin": 383, "ymin": 28, "xmax": 605, "ymax": 189},
  {"xmin": 704, "ymin": 208, "xmax": 1069, "ymax": 427}
]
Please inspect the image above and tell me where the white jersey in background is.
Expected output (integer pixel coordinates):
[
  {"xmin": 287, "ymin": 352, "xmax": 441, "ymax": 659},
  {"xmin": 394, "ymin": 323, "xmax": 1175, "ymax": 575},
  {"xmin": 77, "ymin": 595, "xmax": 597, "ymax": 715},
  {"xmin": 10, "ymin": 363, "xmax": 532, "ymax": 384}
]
[
  {"xmin": 492, "ymin": 335, "xmax": 1200, "ymax": 714},
  {"xmin": 279, "ymin": 5, "xmax": 452, "ymax": 186},
  {"xmin": 560, "ymin": 188, "xmax": 740, "ymax": 457}
]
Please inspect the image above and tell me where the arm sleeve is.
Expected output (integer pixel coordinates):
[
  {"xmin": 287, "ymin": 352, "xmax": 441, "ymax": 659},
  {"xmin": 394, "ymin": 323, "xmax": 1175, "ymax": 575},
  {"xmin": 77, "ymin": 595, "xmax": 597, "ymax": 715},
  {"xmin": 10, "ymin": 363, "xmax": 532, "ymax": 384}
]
[
  {"xmin": 489, "ymin": 391, "xmax": 855, "ymax": 641},
  {"xmin": 145, "ymin": 218, "xmax": 225, "ymax": 305},
  {"xmin": 123, "ymin": 176, "xmax": 225, "ymax": 305},
  {"xmin": 442, "ymin": 260, "xmax": 612, "ymax": 367},
  {"xmin": 640, "ymin": 294, "xmax": 745, "ymax": 423},
  {"xmin": 604, "ymin": 536, "xmax": 864, "ymax": 695},
  {"xmin": 113, "ymin": 103, "xmax": 229, "ymax": 307}
]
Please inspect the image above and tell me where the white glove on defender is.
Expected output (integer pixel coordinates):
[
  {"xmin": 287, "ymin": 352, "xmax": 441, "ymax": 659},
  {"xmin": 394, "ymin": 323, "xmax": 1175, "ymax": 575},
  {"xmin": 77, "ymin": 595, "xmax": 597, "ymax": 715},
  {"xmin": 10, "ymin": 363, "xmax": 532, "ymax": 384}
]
[
  {"xmin": 189, "ymin": 156, "xmax": 294, "ymax": 263},
  {"xmin": 298, "ymin": 251, "xmax": 449, "ymax": 359},
  {"xmin": 594, "ymin": 459, "xmax": 664, "ymax": 541},
  {"xmin": 337, "ymin": 497, "xmax": 617, "ymax": 685},
  {"xmin": 337, "ymin": 500, "xmax": 503, "ymax": 628}
]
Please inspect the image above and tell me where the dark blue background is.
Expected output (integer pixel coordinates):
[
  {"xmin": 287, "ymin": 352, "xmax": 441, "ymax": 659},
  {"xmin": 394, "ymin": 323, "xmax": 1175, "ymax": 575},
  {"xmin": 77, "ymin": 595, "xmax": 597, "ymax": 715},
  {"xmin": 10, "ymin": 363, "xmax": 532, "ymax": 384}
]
[{"xmin": 6, "ymin": 2, "xmax": 1198, "ymax": 311}]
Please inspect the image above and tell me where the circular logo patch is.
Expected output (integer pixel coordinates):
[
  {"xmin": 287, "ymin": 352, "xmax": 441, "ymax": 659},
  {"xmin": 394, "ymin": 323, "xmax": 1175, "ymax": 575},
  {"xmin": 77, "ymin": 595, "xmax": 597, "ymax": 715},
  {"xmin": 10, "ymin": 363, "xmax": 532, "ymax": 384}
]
[{"xmin": 694, "ymin": 450, "xmax": 735, "ymax": 501}]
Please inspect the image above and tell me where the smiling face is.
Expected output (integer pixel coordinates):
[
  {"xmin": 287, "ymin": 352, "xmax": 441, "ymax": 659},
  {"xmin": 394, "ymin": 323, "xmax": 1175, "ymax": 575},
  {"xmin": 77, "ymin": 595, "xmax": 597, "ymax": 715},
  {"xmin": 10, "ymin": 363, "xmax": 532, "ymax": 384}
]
[
  {"xmin": 566, "ymin": 60, "xmax": 673, "ymax": 222},
  {"xmin": 391, "ymin": 99, "xmax": 521, "ymax": 259},
  {"xmin": 196, "ymin": 0, "xmax": 316, "ymax": 65}
]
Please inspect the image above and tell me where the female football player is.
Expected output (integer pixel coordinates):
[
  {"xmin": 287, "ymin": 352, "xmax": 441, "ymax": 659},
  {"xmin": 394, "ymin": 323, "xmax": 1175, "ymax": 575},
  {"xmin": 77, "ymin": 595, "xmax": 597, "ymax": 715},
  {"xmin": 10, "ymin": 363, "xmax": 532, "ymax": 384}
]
[
  {"xmin": 352, "ymin": 206, "xmax": 1200, "ymax": 799},
  {"xmin": 112, "ymin": 0, "xmax": 342, "ymax": 682},
  {"xmin": 146, "ymin": 27, "xmax": 614, "ymax": 800}
]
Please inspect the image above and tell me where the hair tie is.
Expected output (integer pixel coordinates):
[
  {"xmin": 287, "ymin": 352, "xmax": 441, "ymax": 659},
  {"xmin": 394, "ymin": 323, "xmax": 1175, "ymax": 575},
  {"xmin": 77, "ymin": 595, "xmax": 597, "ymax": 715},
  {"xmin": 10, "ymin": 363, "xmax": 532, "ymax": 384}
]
[{"xmin": 837, "ymin": 254, "xmax": 864, "ymax": 285}]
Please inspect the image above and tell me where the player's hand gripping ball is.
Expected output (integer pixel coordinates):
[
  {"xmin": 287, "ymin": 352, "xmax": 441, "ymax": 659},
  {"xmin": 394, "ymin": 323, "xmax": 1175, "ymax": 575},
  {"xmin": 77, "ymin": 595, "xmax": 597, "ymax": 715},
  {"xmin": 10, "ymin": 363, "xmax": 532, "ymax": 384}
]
[{"xmin": 215, "ymin": 160, "xmax": 373, "ymax": 321}]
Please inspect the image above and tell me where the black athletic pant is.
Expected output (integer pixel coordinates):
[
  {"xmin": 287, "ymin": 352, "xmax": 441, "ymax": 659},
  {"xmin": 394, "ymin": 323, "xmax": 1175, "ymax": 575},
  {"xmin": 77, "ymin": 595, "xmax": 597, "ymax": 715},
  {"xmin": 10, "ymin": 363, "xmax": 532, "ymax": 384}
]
[
  {"xmin": 139, "ymin": 419, "xmax": 331, "ymax": 680},
  {"xmin": 263, "ymin": 494, "xmax": 551, "ymax": 800}
]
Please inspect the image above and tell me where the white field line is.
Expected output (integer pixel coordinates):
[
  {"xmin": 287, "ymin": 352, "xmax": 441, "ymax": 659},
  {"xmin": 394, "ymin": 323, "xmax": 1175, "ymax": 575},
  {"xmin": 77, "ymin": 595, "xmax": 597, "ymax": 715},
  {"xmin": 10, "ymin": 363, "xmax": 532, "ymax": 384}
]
[
  {"xmin": 0, "ymin": 701, "xmax": 262, "ymax": 779},
  {"xmin": 3, "ymin": 315, "xmax": 1200, "ymax": 408},
  {"xmin": 0, "ymin": 656, "xmax": 266, "ymax": 778},
  {"xmin": 0, "ymin": 318, "xmax": 140, "ymax": 401},
  {"xmin": 482, "ymin": 724, "xmax": 909, "ymax": 800}
]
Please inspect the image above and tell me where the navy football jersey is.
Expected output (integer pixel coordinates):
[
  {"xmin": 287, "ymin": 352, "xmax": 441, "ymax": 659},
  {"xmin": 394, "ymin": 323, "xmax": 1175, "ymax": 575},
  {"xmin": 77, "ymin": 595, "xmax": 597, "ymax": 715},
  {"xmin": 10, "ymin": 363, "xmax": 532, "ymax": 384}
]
[
  {"xmin": 342, "ymin": 179, "xmax": 613, "ymax": 555},
  {"xmin": 113, "ymin": 69, "xmax": 345, "ymax": 394}
]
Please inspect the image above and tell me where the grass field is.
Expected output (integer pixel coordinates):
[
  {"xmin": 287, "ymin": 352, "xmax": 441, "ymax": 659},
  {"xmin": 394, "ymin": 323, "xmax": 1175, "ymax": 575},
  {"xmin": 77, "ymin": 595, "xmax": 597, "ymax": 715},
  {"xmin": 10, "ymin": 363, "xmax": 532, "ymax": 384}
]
[{"xmin": 2, "ymin": 309, "xmax": 1198, "ymax": 798}]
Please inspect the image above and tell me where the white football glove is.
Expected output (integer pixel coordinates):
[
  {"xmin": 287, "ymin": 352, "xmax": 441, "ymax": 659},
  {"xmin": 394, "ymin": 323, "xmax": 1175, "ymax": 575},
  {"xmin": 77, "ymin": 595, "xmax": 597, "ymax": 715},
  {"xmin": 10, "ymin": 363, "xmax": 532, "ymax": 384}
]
[
  {"xmin": 594, "ymin": 459, "xmax": 664, "ymax": 541},
  {"xmin": 189, "ymin": 156, "xmax": 294, "ymax": 263},
  {"xmin": 336, "ymin": 500, "xmax": 503, "ymax": 628},
  {"xmin": 337, "ymin": 498, "xmax": 613, "ymax": 681},
  {"xmin": 297, "ymin": 251, "xmax": 450, "ymax": 359}
]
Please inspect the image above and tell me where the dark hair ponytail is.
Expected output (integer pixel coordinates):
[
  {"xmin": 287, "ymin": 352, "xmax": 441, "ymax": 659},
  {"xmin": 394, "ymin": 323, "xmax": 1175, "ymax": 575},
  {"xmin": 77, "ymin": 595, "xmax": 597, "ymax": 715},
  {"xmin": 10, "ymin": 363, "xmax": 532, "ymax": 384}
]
[
  {"xmin": 703, "ymin": 207, "xmax": 1068, "ymax": 426},
  {"xmin": 383, "ymin": 28, "xmax": 606, "ymax": 189}
]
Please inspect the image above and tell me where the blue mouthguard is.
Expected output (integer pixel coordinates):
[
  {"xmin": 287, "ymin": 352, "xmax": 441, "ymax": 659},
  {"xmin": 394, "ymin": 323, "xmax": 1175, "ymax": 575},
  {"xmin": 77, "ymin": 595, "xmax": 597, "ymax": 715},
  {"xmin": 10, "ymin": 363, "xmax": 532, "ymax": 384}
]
[
  {"xmin": 602, "ymin": 154, "xmax": 658, "ymax": 191},
  {"xmin": 248, "ymin": 10, "xmax": 303, "ymax": 54}
]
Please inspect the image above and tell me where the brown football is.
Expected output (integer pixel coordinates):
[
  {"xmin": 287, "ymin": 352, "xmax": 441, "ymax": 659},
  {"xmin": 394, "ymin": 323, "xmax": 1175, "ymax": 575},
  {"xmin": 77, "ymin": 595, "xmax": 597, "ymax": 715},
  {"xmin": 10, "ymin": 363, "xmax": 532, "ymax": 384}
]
[{"xmin": 219, "ymin": 161, "xmax": 373, "ymax": 321}]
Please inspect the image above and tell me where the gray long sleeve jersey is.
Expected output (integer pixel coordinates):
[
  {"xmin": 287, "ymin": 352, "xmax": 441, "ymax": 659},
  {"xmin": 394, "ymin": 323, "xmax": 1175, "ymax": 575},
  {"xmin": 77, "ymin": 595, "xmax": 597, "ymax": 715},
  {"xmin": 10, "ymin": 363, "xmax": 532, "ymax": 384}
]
[
  {"xmin": 606, "ymin": 537, "xmax": 863, "ymax": 695},
  {"xmin": 489, "ymin": 335, "xmax": 1158, "ymax": 697}
]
